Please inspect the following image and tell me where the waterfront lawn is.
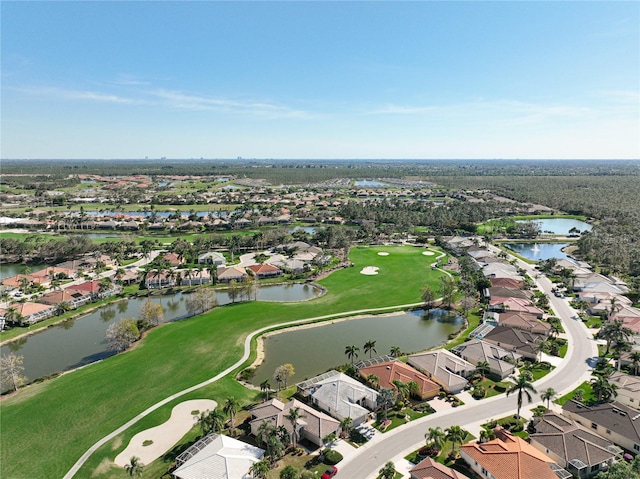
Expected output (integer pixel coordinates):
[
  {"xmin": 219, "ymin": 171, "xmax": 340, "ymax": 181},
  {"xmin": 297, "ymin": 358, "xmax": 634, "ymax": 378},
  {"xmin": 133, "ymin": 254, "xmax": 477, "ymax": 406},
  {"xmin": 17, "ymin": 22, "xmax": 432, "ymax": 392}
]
[{"xmin": 1, "ymin": 245, "xmax": 446, "ymax": 479}]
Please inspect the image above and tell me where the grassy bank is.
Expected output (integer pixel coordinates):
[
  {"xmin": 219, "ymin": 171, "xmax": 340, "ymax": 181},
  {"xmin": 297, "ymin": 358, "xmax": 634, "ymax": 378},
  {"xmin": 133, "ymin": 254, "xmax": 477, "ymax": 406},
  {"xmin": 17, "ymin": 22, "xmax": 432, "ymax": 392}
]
[{"xmin": 1, "ymin": 245, "xmax": 447, "ymax": 479}]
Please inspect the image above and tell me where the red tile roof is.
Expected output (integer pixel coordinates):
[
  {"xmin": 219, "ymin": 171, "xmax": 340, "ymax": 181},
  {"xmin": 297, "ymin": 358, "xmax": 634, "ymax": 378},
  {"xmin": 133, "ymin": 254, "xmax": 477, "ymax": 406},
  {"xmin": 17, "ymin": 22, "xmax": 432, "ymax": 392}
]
[{"xmin": 359, "ymin": 360, "xmax": 440, "ymax": 399}]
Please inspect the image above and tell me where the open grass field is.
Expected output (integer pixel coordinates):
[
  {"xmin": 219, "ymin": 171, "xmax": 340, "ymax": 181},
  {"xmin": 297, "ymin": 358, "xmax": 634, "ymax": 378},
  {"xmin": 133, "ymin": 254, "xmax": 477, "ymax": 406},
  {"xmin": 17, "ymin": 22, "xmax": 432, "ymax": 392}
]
[{"xmin": 0, "ymin": 245, "xmax": 448, "ymax": 479}]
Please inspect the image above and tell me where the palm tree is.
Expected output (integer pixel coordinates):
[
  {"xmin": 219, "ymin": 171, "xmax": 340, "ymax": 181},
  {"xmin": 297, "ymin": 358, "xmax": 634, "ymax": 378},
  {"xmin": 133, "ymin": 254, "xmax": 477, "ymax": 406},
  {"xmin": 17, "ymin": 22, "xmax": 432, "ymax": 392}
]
[
  {"xmin": 265, "ymin": 433, "xmax": 285, "ymax": 463},
  {"xmin": 506, "ymin": 374, "xmax": 537, "ymax": 419},
  {"xmin": 591, "ymin": 375, "xmax": 618, "ymax": 403},
  {"xmin": 445, "ymin": 425, "xmax": 467, "ymax": 457},
  {"xmin": 208, "ymin": 408, "xmax": 225, "ymax": 434},
  {"xmin": 378, "ymin": 461, "xmax": 396, "ymax": 479},
  {"xmin": 629, "ymin": 351, "xmax": 640, "ymax": 375},
  {"xmin": 392, "ymin": 379, "xmax": 410, "ymax": 403},
  {"xmin": 124, "ymin": 456, "xmax": 144, "ymax": 478},
  {"xmin": 366, "ymin": 373, "xmax": 380, "ymax": 390},
  {"xmin": 475, "ymin": 360, "xmax": 490, "ymax": 379},
  {"xmin": 260, "ymin": 379, "xmax": 272, "ymax": 401},
  {"xmin": 256, "ymin": 420, "xmax": 274, "ymax": 447},
  {"xmin": 377, "ymin": 388, "xmax": 396, "ymax": 421},
  {"xmin": 540, "ymin": 387, "xmax": 557, "ymax": 408},
  {"xmin": 340, "ymin": 416, "xmax": 353, "ymax": 438},
  {"xmin": 223, "ymin": 396, "xmax": 240, "ymax": 433},
  {"xmin": 364, "ymin": 339, "xmax": 377, "ymax": 358},
  {"xmin": 425, "ymin": 426, "xmax": 445, "ymax": 451},
  {"xmin": 248, "ymin": 459, "xmax": 270, "ymax": 479},
  {"xmin": 280, "ymin": 465, "xmax": 299, "ymax": 479},
  {"xmin": 598, "ymin": 320, "xmax": 633, "ymax": 355},
  {"xmin": 345, "ymin": 345, "xmax": 360, "ymax": 364},
  {"xmin": 407, "ymin": 381, "xmax": 421, "ymax": 400},
  {"xmin": 285, "ymin": 406, "xmax": 306, "ymax": 449},
  {"xmin": 389, "ymin": 346, "xmax": 402, "ymax": 358}
]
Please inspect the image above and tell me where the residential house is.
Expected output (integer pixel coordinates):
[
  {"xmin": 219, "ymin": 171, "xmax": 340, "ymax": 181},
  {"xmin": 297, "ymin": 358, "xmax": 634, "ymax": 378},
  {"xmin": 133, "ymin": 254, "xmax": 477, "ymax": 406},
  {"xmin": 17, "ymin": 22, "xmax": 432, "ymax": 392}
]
[
  {"xmin": 562, "ymin": 400, "xmax": 640, "ymax": 453},
  {"xmin": 197, "ymin": 252, "xmax": 227, "ymax": 266},
  {"xmin": 408, "ymin": 349, "xmax": 474, "ymax": 394},
  {"xmin": 486, "ymin": 287, "xmax": 532, "ymax": 301},
  {"xmin": 495, "ymin": 311, "xmax": 551, "ymax": 335},
  {"xmin": 460, "ymin": 427, "xmax": 559, "ymax": 479},
  {"xmin": 358, "ymin": 359, "xmax": 440, "ymax": 400},
  {"xmin": 297, "ymin": 370, "xmax": 378, "ymax": 426},
  {"xmin": 452, "ymin": 339, "xmax": 520, "ymax": 379},
  {"xmin": 607, "ymin": 372, "xmax": 640, "ymax": 410},
  {"xmin": 483, "ymin": 325, "xmax": 546, "ymax": 360},
  {"xmin": 178, "ymin": 269, "xmax": 211, "ymax": 286},
  {"xmin": 162, "ymin": 252, "xmax": 184, "ymax": 267},
  {"xmin": 488, "ymin": 297, "xmax": 544, "ymax": 318},
  {"xmin": 38, "ymin": 289, "xmax": 92, "ymax": 309},
  {"xmin": 247, "ymin": 263, "xmax": 282, "ymax": 279},
  {"xmin": 249, "ymin": 398, "xmax": 340, "ymax": 447},
  {"xmin": 489, "ymin": 277, "xmax": 525, "ymax": 289},
  {"xmin": 269, "ymin": 258, "xmax": 307, "ymax": 275},
  {"xmin": 30, "ymin": 266, "xmax": 77, "ymax": 280},
  {"xmin": 67, "ymin": 280, "xmax": 118, "ymax": 299},
  {"xmin": 173, "ymin": 433, "xmax": 264, "ymax": 479},
  {"xmin": 144, "ymin": 271, "xmax": 177, "ymax": 289},
  {"xmin": 0, "ymin": 301, "xmax": 57, "ymax": 325},
  {"xmin": 2, "ymin": 274, "xmax": 51, "ymax": 290},
  {"xmin": 529, "ymin": 411, "xmax": 621, "ymax": 478},
  {"xmin": 409, "ymin": 457, "xmax": 470, "ymax": 479},
  {"xmin": 217, "ymin": 266, "xmax": 248, "ymax": 283}
]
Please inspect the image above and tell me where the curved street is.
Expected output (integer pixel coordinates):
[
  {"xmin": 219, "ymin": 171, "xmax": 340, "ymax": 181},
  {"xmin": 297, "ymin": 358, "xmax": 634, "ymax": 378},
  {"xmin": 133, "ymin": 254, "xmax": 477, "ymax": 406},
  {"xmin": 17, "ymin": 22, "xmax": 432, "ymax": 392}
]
[{"xmin": 338, "ymin": 253, "xmax": 599, "ymax": 478}]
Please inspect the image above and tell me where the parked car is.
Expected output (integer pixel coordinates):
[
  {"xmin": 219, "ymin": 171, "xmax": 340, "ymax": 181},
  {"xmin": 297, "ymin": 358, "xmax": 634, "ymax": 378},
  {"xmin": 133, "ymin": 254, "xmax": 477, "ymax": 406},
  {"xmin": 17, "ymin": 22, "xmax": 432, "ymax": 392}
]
[{"xmin": 321, "ymin": 466, "xmax": 338, "ymax": 479}]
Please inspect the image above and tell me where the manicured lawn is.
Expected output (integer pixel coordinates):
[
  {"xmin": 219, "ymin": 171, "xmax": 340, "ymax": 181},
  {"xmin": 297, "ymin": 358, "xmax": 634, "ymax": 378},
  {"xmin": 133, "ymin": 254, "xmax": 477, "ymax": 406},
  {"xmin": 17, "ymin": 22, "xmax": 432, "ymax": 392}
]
[
  {"xmin": 1, "ymin": 245, "xmax": 448, "ymax": 479},
  {"xmin": 555, "ymin": 381, "xmax": 597, "ymax": 406}
]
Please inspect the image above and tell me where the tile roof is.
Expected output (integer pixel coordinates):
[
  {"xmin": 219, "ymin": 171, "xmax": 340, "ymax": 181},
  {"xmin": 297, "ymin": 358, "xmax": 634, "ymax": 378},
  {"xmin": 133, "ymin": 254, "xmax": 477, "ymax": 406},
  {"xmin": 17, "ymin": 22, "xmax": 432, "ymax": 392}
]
[
  {"xmin": 451, "ymin": 339, "xmax": 520, "ymax": 375},
  {"xmin": 460, "ymin": 428, "xmax": 557, "ymax": 479},
  {"xmin": 409, "ymin": 457, "xmax": 470, "ymax": 479},
  {"xmin": 358, "ymin": 360, "xmax": 440, "ymax": 398},
  {"xmin": 408, "ymin": 349, "xmax": 473, "ymax": 392},
  {"xmin": 483, "ymin": 326, "xmax": 545, "ymax": 356}
]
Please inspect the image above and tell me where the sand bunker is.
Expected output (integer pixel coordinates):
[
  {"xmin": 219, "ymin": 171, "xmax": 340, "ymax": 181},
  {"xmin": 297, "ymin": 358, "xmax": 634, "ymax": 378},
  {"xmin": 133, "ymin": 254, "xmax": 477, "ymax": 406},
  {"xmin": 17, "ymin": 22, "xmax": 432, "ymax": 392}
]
[
  {"xmin": 360, "ymin": 266, "xmax": 379, "ymax": 275},
  {"xmin": 114, "ymin": 399, "xmax": 217, "ymax": 467},
  {"xmin": 422, "ymin": 251, "xmax": 435, "ymax": 256},
  {"xmin": 377, "ymin": 252, "xmax": 389, "ymax": 256}
]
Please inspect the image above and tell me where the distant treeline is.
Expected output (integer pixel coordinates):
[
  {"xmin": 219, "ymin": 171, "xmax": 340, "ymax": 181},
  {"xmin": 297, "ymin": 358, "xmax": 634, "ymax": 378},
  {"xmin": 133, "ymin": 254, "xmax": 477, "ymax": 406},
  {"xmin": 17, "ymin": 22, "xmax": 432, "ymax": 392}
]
[{"xmin": 2, "ymin": 159, "xmax": 638, "ymax": 184}]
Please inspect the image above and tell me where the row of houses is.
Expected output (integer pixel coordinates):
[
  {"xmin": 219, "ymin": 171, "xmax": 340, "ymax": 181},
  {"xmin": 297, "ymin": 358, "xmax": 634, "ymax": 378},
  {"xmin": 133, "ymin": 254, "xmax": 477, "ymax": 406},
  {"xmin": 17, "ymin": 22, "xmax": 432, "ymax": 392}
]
[{"xmin": 0, "ymin": 279, "xmax": 120, "ymax": 325}]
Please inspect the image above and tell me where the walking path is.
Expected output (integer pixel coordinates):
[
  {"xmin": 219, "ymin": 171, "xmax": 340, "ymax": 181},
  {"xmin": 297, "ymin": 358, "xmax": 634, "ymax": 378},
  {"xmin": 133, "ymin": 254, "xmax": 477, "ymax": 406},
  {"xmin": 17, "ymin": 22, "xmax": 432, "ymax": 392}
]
[{"xmin": 62, "ymin": 300, "xmax": 429, "ymax": 478}]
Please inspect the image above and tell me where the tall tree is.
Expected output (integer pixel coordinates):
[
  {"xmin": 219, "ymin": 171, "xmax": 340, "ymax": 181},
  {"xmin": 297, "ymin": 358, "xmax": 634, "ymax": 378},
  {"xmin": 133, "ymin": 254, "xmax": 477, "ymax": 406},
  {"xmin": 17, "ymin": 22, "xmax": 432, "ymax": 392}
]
[
  {"xmin": 378, "ymin": 461, "xmax": 396, "ymax": 479},
  {"xmin": 389, "ymin": 346, "xmax": 402, "ymax": 358},
  {"xmin": 421, "ymin": 285, "xmax": 436, "ymax": 310},
  {"xmin": 445, "ymin": 425, "xmax": 467, "ymax": 456},
  {"xmin": 377, "ymin": 388, "xmax": 396, "ymax": 421},
  {"xmin": 506, "ymin": 374, "xmax": 537, "ymax": 418},
  {"xmin": 540, "ymin": 387, "xmax": 557, "ymax": 408},
  {"xmin": 425, "ymin": 426, "xmax": 446, "ymax": 451},
  {"xmin": 274, "ymin": 363, "xmax": 295, "ymax": 389},
  {"xmin": 223, "ymin": 396, "xmax": 240, "ymax": 433},
  {"xmin": 0, "ymin": 353, "xmax": 27, "ymax": 392},
  {"xmin": 591, "ymin": 375, "xmax": 618, "ymax": 403},
  {"xmin": 345, "ymin": 345, "xmax": 360, "ymax": 364},
  {"xmin": 438, "ymin": 275, "xmax": 457, "ymax": 310},
  {"xmin": 364, "ymin": 339, "xmax": 377, "ymax": 359},
  {"xmin": 248, "ymin": 459, "xmax": 270, "ymax": 479},
  {"xmin": 260, "ymin": 379, "xmax": 272, "ymax": 401},
  {"xmin": 285, "ymin": 406, "xmax": 306, "ymax": 449}
]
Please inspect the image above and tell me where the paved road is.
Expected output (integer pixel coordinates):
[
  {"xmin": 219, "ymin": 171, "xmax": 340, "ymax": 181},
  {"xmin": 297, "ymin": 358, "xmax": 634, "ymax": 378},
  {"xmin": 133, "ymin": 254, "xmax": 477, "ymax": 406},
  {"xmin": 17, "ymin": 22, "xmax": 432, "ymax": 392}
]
[{"xmin": 338, "ymin": 252, "xmax": 598, "ymax": 478}]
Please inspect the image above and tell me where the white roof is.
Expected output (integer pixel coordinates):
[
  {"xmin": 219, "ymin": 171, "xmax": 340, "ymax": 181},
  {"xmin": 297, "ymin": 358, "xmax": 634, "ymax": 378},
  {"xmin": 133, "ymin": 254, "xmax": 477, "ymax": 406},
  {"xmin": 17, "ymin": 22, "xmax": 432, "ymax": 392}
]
[{"xmin": 173, "ymin": 434, "xmax": 264, "ymax": 479}]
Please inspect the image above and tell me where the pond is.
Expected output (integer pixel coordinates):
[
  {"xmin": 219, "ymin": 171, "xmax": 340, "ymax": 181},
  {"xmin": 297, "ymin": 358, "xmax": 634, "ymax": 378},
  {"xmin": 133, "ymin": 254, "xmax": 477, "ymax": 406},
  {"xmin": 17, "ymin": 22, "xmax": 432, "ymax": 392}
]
[
  {"xmin": 249, "ymin": 308, "xmax": 464, "ymax": 386},
  {"xmin": 504, "ymin": 243, "xmax": 570, "ymax": 261},
  {"xmin": 354, "ymin": 180, "xmax": 389, "ymax": 187},
  {"xmin": 517, "ymin": 218, "xmax": 591, "ymax": 235},
  {"xmin": 0, "ymin": 283, "xmax": 322, "ymax": 388},
  {"xmin": 0, "ymin": 263, "xmax": 50, "ymax": 280}
]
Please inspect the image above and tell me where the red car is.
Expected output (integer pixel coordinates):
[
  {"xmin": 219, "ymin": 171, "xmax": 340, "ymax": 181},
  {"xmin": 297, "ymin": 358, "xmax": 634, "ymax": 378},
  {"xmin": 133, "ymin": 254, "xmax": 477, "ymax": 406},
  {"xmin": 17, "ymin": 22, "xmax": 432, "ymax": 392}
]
[{"xmin": 321, "ymin": 466, "xmax": 338, "ymax": 479}]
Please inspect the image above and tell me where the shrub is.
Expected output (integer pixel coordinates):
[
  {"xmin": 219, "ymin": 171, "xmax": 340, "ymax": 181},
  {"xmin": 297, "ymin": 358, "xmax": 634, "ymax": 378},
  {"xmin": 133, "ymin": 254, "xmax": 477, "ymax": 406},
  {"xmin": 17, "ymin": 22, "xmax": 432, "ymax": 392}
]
[
  {"xmin": 322, "ymin": 449, "xmax": 343, "ymax": 465},
  {"xmin": 472, "ymin": 387, "xmax": 486, "ymax": 399}
]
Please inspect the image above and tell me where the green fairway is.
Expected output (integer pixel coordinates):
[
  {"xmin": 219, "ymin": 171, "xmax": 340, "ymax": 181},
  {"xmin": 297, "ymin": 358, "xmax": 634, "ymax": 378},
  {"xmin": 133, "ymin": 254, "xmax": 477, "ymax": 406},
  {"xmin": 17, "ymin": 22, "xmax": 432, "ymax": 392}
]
[{"xmin": 0, "ymin": 245, "xmax": 448, "ymax": 479}]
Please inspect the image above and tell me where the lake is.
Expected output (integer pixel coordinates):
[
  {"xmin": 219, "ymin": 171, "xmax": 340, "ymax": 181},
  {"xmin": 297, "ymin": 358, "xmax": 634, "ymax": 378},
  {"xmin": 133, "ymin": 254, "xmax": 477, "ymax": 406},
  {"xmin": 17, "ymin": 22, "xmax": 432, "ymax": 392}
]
[
  {"xmin": 504, "ymin": 242, "xmax": 570, "ymax": 261},
  {"xmin": 0, "ymin": 263, "xmax": 49, "ymax": 280},
  {"xmin": 250, "ymin": 308, "xmax": 464, "ymax": 386},
  {"xmin": 517, "ymin": 218, "xmax": 591, "ymax": 235},
  {"xmin": 0, "ymin": 283, "xmax": 322, "ymax": 387},
  {"xmin": 354, "ymin": 180, "xmax": 389, "ymax": 187}
]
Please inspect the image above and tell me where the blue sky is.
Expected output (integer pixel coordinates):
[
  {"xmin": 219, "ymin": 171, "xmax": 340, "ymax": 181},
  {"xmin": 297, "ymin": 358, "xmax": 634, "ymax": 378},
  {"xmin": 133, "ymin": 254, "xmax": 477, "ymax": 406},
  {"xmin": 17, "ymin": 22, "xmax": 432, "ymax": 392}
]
[{"xmin": 2, "ymin": 1, "xmax": 638, "ymax": 159}]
